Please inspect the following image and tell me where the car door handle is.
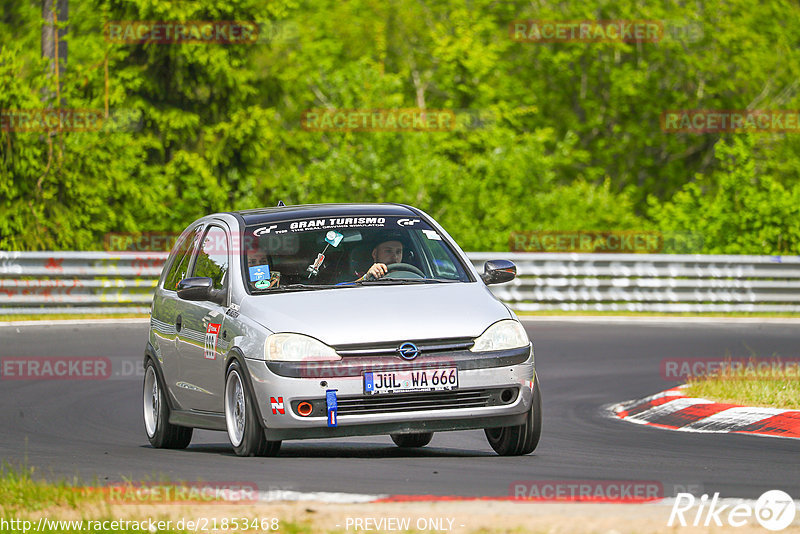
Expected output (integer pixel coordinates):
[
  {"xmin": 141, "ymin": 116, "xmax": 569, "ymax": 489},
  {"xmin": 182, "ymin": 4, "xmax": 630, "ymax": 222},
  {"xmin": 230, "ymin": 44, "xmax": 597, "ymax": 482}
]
[{"xmin": 175, "ymin": 314, "xmax": 182, "ymax": 332}]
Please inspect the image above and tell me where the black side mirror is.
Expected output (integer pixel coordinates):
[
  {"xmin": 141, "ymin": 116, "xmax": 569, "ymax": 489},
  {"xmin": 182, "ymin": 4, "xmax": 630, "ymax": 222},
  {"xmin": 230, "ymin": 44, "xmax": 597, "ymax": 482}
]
[
  {"xmin": 481, "ymin": 260, "xmax": 516, "ymax": 285},
  {"xmin": 177, "ymin": 277, "xmax": 215, "ymax": 302}
]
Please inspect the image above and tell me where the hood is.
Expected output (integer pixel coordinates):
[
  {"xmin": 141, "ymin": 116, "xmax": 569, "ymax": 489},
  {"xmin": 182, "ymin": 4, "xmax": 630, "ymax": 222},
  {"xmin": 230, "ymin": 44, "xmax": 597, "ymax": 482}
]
[{"xmin": 238, "ymin": 282, "xmax": 511, "ymax": 346}]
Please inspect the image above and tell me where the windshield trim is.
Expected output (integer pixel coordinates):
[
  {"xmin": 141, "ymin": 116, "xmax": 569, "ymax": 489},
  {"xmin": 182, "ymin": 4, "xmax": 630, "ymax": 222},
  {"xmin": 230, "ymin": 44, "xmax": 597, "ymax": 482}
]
[{"xmin": 239, "ymin": 214, "xmax": 474, "ymax": 295}]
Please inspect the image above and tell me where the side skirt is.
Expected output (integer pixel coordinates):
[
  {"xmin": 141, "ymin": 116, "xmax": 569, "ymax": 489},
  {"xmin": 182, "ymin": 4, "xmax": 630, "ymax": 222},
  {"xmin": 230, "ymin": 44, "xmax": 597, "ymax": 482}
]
[{"xmin": 169, "ymin": 410, "xmax": 226, "ymax": 431}]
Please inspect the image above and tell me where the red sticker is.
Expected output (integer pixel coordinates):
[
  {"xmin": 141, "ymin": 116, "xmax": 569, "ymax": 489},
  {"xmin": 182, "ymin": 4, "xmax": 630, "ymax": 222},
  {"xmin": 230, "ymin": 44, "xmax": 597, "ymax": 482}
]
[
  {"xmin": 270, "ymin": 397, "xmax": 285, "ymax": 415},
  {"xmin": 204, "ymin": 323, "xmax": 221, "ymax": 360}
]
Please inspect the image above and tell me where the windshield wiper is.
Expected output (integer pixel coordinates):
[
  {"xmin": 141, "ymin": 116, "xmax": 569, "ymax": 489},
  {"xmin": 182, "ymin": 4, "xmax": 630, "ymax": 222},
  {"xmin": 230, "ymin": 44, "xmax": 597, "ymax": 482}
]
[
  {"xmin": 358, "ymin": 278, "xmax": 457, "ymax": 285},
  {"xmin": 256, "ymin": 283, "xmax": 352, "ymax": 293}
]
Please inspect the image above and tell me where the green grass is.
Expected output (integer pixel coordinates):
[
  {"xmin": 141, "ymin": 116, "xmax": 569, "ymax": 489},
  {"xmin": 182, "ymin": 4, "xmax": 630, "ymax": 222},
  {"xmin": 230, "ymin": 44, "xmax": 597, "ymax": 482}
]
[
  {"xmin": 0, "ymin": 464, "xmax": 99, "ymax": 514},
  {"xmin": 0, "ymin": 467, "xmax": 321, "ymax": 534},
  {"xmin": 685, "ymin": 363, "xmax": 800, "ymax": 409}
]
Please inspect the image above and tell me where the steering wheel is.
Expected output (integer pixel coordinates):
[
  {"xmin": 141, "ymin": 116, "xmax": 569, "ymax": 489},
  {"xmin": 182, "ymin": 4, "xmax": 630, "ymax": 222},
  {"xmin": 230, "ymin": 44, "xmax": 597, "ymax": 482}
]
[{"xmin": 385, "ymin": 262, "xmax": 425, "ymax": 278}]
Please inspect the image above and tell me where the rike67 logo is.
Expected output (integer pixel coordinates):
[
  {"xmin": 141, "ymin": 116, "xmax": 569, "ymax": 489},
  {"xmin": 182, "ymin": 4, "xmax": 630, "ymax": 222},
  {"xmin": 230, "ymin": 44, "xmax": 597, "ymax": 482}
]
[{"xmin": 669, "ymin": 490, "xmax": 796, "ymax": 531}]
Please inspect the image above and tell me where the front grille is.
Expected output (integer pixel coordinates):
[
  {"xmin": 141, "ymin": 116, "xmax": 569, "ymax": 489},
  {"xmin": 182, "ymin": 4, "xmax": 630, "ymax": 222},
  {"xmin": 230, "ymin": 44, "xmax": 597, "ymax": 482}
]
[
  {"xmin": 290, "ymin": 387, "xmax": 518, "ymax": 417},
  {"xmin": 334, "ymin": 337, "xmax": 475, "ymax": 358},
  {"xmin": 339, "ymin": 389, "xmax": 491, "ymax": 415}
]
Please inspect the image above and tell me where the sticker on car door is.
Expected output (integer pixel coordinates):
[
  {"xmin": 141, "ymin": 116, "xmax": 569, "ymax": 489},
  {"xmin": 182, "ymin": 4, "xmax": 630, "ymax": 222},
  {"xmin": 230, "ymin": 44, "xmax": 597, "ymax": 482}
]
[{"xmin": 204, "ymin": 323, "xmax": 221, "ymax": 359}]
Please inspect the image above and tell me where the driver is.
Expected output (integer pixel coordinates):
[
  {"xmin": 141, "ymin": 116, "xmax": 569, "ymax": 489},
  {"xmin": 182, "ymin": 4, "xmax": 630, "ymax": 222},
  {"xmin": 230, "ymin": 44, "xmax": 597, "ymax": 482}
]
[
  {"xmin": 246, "ymin": 247, "xmax": 280, "ymax": 288},
  {"xmin": 357, "ymin": 238, "xmax": 404, "ymax": 281}
]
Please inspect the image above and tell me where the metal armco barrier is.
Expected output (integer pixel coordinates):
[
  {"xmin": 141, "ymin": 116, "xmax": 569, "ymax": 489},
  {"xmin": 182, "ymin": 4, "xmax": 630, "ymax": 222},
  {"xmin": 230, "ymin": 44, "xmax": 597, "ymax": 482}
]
[
  {"xmin": 0, "ymin": 251, "xmax": 165, "ymax": 315},
  {"xmin": 2, "ymin": 251, "xmax": 800, "ymax": 315},
  {"xmin": 470, "ymin": 252, "xmax": 800, "ymax": 313}
]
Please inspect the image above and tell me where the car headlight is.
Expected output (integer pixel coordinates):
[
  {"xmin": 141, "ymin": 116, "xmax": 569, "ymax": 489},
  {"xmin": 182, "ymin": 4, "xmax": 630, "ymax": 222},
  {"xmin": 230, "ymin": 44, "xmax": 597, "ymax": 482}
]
[
  {"xmin": 470, "ymin": 320, "xmax": 529, "ymax": 352},
  {"xmin": 264, "ymin": 333, "xmax": 341, "ymax": 362}
]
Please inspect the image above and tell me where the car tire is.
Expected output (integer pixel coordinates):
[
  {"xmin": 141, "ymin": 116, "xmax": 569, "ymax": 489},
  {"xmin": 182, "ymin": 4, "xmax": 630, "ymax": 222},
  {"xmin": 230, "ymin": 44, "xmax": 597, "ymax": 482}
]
[
  {"xmin": 390, "ymin": 432, "xmax": 434, "ymax": 448},
  {"xmin": 484, "ymin": 375, "xmax": 542, "ymax": 456},
  {"xmin": 143, "ymin": 359, "xmax": 193, "ymax": 449},
  {"xmin": 224, "ymin": 361, "xmax": 281, "ymax": 457}
]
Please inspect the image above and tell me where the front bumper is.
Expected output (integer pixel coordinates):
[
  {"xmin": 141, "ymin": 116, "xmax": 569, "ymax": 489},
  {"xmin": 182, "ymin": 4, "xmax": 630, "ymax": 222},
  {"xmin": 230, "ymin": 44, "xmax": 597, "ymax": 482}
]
[{"xmin": 246, "ymin": 344, "xmax": 535, "ymax": 440}]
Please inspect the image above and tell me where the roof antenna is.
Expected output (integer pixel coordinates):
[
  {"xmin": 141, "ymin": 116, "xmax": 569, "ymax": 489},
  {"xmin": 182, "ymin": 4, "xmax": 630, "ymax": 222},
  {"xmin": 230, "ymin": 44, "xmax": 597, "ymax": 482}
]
[{"xmin": 276, "ymin": 200, "xmax": 286, "ymax": 207}]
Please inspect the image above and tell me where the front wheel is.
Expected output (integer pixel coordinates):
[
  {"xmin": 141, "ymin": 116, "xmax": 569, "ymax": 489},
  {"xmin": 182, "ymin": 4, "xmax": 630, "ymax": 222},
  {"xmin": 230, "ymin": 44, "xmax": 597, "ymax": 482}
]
[
  {"xmin": 485, "ymin": 375, "xmax": 542, "ymax": 456},
  {"xmin": 224, "ymin": 361, "xmax": 281, "ymax": 457},
  {"xmin": 143, "ymin": 360, "xmax": 193, "ymax": 449},
  {"xmin": 390, "ymin": 432, "xmax": 434, "ymax": 448}
]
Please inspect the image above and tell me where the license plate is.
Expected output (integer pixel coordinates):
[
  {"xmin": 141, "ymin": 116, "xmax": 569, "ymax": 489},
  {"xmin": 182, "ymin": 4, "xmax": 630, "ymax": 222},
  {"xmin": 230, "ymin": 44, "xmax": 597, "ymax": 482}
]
[{"xmin": 363, "ymin": 368, "xmax": 458, "ymax": 395}]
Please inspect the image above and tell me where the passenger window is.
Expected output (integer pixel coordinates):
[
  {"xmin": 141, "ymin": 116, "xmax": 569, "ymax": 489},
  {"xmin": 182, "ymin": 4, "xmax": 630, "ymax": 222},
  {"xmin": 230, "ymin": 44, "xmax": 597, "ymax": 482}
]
[
  {"xmin": 163, "ymin": 225, "xmax": 204, "ymax": 291},
  {"xmin": 193, "ymin": 226, "xmax": 229, "ymax": 290},
  {"xmin": 418, "ymin": 236, "xmax": 460, "ymax": 279}
]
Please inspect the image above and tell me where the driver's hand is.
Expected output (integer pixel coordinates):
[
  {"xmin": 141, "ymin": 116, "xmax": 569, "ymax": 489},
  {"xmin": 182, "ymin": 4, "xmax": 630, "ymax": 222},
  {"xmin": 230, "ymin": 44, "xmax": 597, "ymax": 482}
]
[{"xmin": 364, "ymin": 263, "xmax": 387, "ymax": 280}]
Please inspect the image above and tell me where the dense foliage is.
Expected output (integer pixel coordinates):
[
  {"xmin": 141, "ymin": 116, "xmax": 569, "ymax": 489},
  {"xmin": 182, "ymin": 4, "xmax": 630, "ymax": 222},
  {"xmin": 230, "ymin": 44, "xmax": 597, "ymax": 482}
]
[{"xmin": 1, "ymin": 0, "xmax": 799, "ymax": 253}]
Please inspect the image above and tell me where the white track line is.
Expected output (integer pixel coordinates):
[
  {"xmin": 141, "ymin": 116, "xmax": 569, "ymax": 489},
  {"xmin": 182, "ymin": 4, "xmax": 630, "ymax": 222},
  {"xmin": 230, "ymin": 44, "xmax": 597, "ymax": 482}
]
[{"xmin": 255, "ymin": 490, "xmax": 387, "ymax": 503}]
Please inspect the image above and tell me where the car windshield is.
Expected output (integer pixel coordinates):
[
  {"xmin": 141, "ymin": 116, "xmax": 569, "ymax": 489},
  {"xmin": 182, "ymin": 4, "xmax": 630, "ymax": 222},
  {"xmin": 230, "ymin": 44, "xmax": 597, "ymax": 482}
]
[{"xmin": 243, "ymin": 216, "xmax": 471, "ymax": 292}]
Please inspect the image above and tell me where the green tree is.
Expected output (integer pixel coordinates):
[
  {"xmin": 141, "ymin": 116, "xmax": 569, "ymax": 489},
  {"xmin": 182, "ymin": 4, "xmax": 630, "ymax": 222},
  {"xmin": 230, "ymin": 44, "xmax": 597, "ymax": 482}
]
[{"xmin": 651, "ymin": 135, "xmax": 800, "ymax": 254}]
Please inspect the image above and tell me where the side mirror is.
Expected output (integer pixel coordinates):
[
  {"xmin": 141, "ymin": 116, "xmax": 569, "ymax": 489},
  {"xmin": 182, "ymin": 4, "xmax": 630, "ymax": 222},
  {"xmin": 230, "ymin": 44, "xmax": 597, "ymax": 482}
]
[
  {"xmin": 177, "ymin": 277, "xmax": 214, "ymax": 301},
  {"xmin": 481, "ymin": 260, "xmax": 516, "ymax": 285}
]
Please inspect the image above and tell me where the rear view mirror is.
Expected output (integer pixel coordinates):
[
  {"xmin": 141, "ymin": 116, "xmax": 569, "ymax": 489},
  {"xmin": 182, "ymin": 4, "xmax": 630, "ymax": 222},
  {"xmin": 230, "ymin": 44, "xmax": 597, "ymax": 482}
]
[
  {"xmin": 481, "ymin": 260, "xmax": 516, "ymax": 285},
  {"xmin": 177, "ymin": 277, "xmax": 214, "ymax": 301}
]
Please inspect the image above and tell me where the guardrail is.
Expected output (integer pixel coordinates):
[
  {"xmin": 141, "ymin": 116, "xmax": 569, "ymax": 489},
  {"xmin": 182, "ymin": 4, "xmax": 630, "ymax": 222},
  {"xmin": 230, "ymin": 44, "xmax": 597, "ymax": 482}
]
[
  {"xmin": 470, "ymin": 253, "xmax": 800, "ymax": 313},
  {"xmin": 2, "ymin": 251, "xmax": 800, "ymax": 315},
  {"xmin": 0, "ymin": 251, "xmax": 164, "ymax": 315}
]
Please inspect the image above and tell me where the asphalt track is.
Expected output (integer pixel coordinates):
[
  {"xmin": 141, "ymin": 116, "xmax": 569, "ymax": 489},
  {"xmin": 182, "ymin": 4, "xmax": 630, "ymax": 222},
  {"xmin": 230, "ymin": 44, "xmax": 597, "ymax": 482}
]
[{"xmin": 1, "ymin": 319, "xmax": 798, "ymax": 499}]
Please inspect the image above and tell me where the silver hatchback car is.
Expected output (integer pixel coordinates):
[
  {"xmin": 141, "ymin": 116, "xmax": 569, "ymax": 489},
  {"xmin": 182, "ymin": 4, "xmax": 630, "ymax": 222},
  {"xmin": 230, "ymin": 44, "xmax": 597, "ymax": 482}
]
[{"xmin": 143, "ymin": 203, "xmax": 541, "ymax": 456}]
